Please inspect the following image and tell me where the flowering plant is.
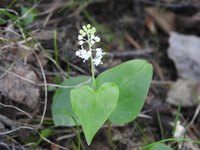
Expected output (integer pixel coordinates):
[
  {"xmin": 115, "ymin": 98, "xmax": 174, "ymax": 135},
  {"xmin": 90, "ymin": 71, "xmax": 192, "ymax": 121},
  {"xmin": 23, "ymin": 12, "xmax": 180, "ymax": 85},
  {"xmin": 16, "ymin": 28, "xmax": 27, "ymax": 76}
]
[
  {"xmin": 76, "ymin": 24, "xmax": 104, "ymax": 66},
  {"xmin": 75, "ymin": 25, "xmax": 105, "ymax": 90},
  {"xmin": 52, "ymin": 24, "xmax": 153, "ymax": 146}
]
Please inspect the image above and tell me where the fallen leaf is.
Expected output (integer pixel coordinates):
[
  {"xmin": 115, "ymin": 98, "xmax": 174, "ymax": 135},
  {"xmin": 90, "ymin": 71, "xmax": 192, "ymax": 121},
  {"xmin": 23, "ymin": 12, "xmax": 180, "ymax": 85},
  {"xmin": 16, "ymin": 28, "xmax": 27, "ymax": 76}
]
[
  {"xmin": 145, "ymin": 7, "xmax": 175, "ymax": 34},
  {"xmin": 1, "ymin": 61, "xmax": 40, "ymax": 109}
]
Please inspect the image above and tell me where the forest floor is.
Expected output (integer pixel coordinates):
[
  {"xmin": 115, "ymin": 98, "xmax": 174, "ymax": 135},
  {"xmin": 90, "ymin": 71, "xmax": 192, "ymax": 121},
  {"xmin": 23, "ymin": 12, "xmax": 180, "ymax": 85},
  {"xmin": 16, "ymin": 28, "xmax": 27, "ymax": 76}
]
[{"xmin": 0, "ymin": 0, "xmax": 200, "ymax": 150}]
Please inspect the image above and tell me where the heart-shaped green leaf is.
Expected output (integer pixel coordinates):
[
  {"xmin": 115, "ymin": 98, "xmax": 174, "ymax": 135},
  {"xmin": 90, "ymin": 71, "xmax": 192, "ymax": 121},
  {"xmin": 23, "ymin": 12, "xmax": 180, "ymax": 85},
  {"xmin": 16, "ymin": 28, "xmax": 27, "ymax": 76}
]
[
  {"xmin": 96, "ymin": 59, "xmax": 153, "ymax": 124},
  {"xmin": 70, "ymin": 82, "xmax": 119, "ymax": 145},
  {"xmin": 52, "ymin": 76, "xmax": 92, "ymax": 126}
]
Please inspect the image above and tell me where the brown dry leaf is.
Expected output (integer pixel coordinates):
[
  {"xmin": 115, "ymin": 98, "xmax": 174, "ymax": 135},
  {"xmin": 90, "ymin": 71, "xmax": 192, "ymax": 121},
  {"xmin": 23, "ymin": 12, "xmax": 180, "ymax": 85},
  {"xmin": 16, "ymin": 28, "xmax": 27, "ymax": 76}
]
[
  {"xmin": 1, "ymin": 61, "xmax": 40, "ymax": 110},
  {"xmin": 0, "ymin": 26, "xmax": 49, "ymax": 110},
  {"xmin": 145, "ymin": 15, "xmax": 157, "ymax": 35},
  {"xmin": 145, "ymin": 7, "xmax": 175, "ymax": 34}
]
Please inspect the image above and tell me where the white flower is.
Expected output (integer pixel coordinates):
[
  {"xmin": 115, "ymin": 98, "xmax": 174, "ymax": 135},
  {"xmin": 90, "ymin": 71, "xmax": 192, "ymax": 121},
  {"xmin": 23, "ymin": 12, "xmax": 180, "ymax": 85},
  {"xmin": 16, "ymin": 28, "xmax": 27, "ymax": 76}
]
[
  {"xmin": 95, "ymin": 36, "xmax": 100, "ymax": 42},
  {"xmin": 76, "ymin": 46, "xmax": 92, "ymax": 62},
  {"xmin": 79, "ymin": 40, "xmax": 84, "ymax": 45},
  {"xmin": 93, "ymin": 56, "xmax": 103, "ymax": 66},
  {"xmin": 90, "ymin": 35, "xmax": 100, "ymax": 42},
  {"xmin": 91, "ymin": 40, "xmax": 95, "ymax": 45},
  {"xmin": 78, "ymin": 35, "xmax": 83, "ymax": 40},
  {"xmin": 92, "ymin": 48, "xmax": 105, "ymax": 66},
  {"xmin": 96, "ymin": 48, "xmax": 105, "ymax": 57},
  {"xmin": 75, "ymin": 51, "xmax": 81, "ymax": 56},
  {"xmin": 77, "ymin": 25, "xmax": 104, "ymax": 65},
  {"xmin": 91, "ymin": 35, "xmax": 95, "ymax": 39}
]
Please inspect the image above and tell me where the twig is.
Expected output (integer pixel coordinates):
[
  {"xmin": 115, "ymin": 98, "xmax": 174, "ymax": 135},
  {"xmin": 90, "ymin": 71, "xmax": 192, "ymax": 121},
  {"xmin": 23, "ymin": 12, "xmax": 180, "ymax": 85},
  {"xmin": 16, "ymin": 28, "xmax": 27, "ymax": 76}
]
[
  {"xmin": 151, "ymin": 80, "xmax": 174, "ymax": 86},
  {"xmin": 124, "ymin": 32, "xmax": 142, "ymax": 50},
  {"xmin": 150, "ymin": 59, "xmax": 165, "ymax": 81},
  {"xmin": 56, "ymin": 133, "xmax": 77, "ymax": 141},
  {"xmin": 0, "ymin": 66, "xmax": 13, "ymax": 78},
  {"xmin": 189, "ymin": 104, "xmax": 200, "ymax": 126},
  {"xmin": 111, "ymin": 50, "xmax": 153, "ymax": 58},
  {"xmin": 2, "ymin": 69, "xmax": 92, "ymax": 88},
  {"xmin": 39, "ymin": 47, "xmax": 70, "ymax": 78},
  {"xmin": 1, "ymin": 27, "xmax": 22, "ymax": 37},
  {"xmin": 42, "ymin": 12, "xmax": 53, "ymax": 27},
  {"xmin": 0, "ymin": 126, "xmax": 34, "ymax": 135},
  {"xmin": 0, "ymin": 103, "xmax": 32, "ymax": 118},
  {"xmin": 33, "ymin": 50, "xmax": 47, "ymax": 128},
  {"xmin": 0, "ymin": 8, "xmax": 25, "ymax": 38},
  {"xmin": 69, "ymin": 62, "xmax": 89, "ymax": 75},
  {"xmin": 0, "ymin": 114, "xmax": 19, "ymax": 130},
  {"xmin": 36, "ymin": 130, "xmax": 70, "ymax": 150},
  {"xmin": 0, "ymin": 125, "xmax": 69, "ymax": 150},
  {"xmin": 0, "ymin": 8, "xmax": 19, "ymax": 17},
  {"xmin": 7, "ymin": 135, "xmax": 26, "ymax": 150}
]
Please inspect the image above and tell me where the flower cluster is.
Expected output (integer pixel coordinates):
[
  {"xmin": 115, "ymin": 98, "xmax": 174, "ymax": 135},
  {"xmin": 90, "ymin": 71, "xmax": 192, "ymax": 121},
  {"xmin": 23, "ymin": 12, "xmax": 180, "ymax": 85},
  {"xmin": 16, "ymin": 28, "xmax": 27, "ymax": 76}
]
[{"xmin": 76, "ymin": 24, "xmax": 105, "ymax": 66}]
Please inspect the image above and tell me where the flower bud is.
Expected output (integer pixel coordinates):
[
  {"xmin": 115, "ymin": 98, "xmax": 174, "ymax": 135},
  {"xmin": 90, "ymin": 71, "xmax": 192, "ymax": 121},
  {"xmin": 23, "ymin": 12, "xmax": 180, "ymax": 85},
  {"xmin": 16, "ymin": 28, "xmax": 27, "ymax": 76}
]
[
  {"xmin": 87, "ymin": 24, "xmax": 91, "ymax": 28},
  {"xmin": 87, "ymin": 29, "xmax": 91, "ymax": 34},
  {"xmin": 83, "ymin": 25, "xmax": 87, "ymax": 31},
  {"xmin": 82, "ymin": 32, "xmax": 86, "ymax": 37},
  {"xmin": 91, "ymin": 27, "xmax": 96, "ymax": 32},
  {"xmin": 90, "ymin": 31, "xmax": 95, "ymax": 35},
  {"xmin": 79, "ymin": 30, "xmax": 84, "ymax": 34}
]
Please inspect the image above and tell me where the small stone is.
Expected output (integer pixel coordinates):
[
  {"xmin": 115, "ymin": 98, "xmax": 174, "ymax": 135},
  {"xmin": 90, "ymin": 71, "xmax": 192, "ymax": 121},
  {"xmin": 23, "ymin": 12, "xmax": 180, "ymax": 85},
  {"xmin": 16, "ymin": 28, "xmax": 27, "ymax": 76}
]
[
  {"xmin": 166, "ymin": 79, "xmax": 200, "ymax": 107},
  {"xmin": 168, "ymin": 32, "xmax": 200, "ymax": 81}
]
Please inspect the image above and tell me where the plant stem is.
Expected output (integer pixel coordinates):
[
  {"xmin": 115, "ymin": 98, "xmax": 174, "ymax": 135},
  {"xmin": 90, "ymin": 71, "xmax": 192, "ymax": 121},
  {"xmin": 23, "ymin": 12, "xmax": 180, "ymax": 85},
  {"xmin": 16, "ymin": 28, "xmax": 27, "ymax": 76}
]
[
  {"xmin": 88, "ymin": 39, "xmax": 96, "ymax": 90},
  {"xmin": 90, "ymin": 56, "xmax": 96, "ymax": 90},
  {"xmin": 107, "ymin": 120, "xmax": 116, "ymax": 150},
  {"xmin": 157, "ymin": 110, "xmax": 164, "ymax": 140},
  {"xmin": 133, "ymin": 120, "xmax": 149, "ymax": 144}
]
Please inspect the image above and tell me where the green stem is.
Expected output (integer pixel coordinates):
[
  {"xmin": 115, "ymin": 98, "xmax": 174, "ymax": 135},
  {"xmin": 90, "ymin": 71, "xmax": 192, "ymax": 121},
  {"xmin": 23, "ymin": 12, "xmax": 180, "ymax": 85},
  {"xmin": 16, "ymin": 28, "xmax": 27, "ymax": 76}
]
[
  {"xmin": 107, "ymin": 120, "xmax": 116, "ymax": 150},
  {"xmin": 133, "ymin": 120, "xmax": 149, "ymax": 144},
  {"xmin": 61, "ymin": 111, "xmax": 81, "ymax": 150},
  {"xmin": 157, "ymin": 110, "xmax": 164, "ymax": 140},
  {"xmin": 88, "ymin": 38, "xmax": 96, "ymax": 90},
  {"xmin": 90, "ymin": 56, "xmax": 96, "ymax": 90}
]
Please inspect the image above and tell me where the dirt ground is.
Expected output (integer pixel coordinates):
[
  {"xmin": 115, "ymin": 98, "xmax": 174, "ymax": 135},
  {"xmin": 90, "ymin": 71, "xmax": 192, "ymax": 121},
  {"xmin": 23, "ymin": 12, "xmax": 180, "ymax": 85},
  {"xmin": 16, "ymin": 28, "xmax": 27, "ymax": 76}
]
[{"xmin": 0, "ymin": 0, "xmax": 200, "ymax": 150}]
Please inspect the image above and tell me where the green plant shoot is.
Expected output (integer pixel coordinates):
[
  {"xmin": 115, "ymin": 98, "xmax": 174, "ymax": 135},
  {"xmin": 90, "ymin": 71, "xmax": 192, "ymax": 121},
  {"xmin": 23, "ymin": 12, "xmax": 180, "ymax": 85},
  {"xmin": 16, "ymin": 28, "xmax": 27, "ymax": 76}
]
[{"xmin": 52, "ymin": 24, "xmax": 153, "ymax": 145}]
